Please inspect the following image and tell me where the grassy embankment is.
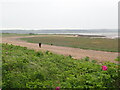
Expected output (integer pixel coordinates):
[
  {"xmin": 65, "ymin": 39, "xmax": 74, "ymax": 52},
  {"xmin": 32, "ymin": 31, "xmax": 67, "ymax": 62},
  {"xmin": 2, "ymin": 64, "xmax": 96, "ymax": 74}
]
[
  {"xmin": 20, "ymin": 35, "xmax": 119, "ymax": 52},
  {"xmin": 2, "ymin": 43, "xmax": 120, "ymax": 88}
]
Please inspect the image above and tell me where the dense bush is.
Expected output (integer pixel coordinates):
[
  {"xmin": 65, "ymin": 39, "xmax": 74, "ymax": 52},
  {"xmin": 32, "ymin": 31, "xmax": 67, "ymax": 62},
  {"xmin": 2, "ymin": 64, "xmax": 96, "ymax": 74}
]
[{"xmin": 2, "ymin": 43, "xmax": 119, "ymax": 89}]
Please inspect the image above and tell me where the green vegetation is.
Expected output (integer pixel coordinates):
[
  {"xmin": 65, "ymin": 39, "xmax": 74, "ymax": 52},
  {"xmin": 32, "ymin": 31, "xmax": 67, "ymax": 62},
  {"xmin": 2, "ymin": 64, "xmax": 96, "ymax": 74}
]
[
  {"xmin": 20, "ymin": 36, "xmax": 119, "ymax": 52},
  {"xmin": 2, "ymin": 33, "xmax": 26, "ymax": 37},
  {"xmin": 114, "ymin": 56, "xmax": 120, "ymax": 61},
  {"xmin": 0, "ymin": 44, "xmax": 2, "ymax": 88},
  {"xmin": 2, "ymin": 33, "xmax": 38, "ymax": 37},
  {"xmin": 2, "ymin": 43, "xmax": 119, "ymax": 89}
]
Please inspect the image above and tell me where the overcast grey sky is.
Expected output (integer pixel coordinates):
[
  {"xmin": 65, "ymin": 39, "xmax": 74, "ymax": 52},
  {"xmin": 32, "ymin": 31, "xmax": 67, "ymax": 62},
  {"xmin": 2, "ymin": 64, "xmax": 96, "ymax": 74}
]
[{"xmin": 0, "ymin": 0, "xmax": 119, "ymax": 29}]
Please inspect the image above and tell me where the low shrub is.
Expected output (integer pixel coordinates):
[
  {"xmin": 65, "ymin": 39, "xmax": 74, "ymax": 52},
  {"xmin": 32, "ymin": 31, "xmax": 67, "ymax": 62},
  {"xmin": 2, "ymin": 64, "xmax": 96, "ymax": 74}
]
[{"xmin": 2, "ymin": 43, "xmax": 119, "ymax": 89}]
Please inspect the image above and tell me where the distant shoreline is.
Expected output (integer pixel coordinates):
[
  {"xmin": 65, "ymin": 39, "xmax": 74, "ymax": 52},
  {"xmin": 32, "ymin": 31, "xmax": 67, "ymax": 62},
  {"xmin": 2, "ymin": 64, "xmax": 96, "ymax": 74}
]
[
  {"xmin": 1, "ymin": 32, "xmax": 119, "ymax": 39},
  {"xmin": 1, "ymin": 28, "xmax": 118, "ymax": 39}
]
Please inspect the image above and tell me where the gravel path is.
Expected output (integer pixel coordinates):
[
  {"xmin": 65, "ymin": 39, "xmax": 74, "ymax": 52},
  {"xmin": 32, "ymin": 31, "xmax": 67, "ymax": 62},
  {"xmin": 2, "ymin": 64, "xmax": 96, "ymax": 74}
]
[{"xmin": 1, "ymin": 35, "xmax": 119, "ymax": 63}]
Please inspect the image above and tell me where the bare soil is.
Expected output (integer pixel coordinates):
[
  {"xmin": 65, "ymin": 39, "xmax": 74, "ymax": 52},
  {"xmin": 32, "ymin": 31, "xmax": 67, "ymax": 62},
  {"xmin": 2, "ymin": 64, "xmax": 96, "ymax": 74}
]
[{"xmin": 1, "ymin": 35, "xmax": 119, "ymax": 63}]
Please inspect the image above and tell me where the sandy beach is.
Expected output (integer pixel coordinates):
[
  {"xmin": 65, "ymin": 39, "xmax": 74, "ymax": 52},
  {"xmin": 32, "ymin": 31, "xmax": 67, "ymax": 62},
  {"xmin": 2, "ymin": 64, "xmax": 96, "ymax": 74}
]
[{"xmin": 1, "ymin": 35, "xmax": 119, "ymax": 63}]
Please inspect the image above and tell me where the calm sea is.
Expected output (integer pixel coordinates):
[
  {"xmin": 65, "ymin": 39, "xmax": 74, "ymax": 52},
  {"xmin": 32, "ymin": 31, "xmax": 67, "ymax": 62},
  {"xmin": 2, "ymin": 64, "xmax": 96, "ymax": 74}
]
[{"xmin": 1, "ymin": 29, "xmax": 118, "ymax": 38}]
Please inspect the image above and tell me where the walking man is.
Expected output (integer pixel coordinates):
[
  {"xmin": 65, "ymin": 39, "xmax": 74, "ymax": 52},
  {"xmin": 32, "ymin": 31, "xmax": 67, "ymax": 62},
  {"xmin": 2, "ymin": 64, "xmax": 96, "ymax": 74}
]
[{"xmin": 39, "ymin": 43, "xmax": 41, "ymax": 48}]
